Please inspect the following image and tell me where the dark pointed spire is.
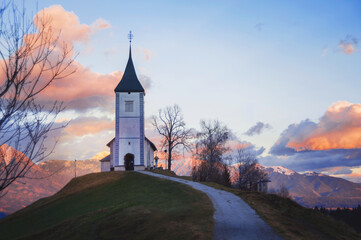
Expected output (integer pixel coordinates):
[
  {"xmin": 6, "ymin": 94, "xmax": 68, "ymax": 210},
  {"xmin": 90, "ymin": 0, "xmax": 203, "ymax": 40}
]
[{"xmin": 114, "ymin": 31, "xmax": 145, "ymax": 93}]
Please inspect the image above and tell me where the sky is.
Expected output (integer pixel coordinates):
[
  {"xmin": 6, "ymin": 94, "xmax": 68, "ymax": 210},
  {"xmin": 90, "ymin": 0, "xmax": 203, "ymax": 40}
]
[{"xmin": 8, "ymin": 0, "xmax": 361, "ymax": 182}]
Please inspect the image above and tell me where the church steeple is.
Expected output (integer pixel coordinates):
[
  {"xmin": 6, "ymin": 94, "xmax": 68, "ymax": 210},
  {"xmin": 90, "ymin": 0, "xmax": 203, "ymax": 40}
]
[{"xmin": 114, "ymin": 32, "xmax": 145, "ymax": 93}]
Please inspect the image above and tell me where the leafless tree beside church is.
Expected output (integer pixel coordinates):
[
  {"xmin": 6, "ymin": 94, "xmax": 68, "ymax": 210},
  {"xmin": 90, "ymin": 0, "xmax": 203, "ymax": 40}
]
[
  {"xmin": 152, "ymin": 105, "xmax": 192, "ymax": 171},
  {"xmin": 0, "ymin": 1, "xmax": 75, "ymax": 197}
]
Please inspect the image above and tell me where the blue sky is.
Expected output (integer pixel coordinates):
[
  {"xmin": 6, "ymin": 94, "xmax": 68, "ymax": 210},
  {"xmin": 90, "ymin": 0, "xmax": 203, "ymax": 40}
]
[{"xmin": 15, "ymin": 0, "xmax": 361, "ymax": 180}]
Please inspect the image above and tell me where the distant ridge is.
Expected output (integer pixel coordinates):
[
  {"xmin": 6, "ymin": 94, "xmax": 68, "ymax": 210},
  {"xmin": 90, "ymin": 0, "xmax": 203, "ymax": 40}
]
[{"xmin": 165, "ymin": 159, "xmax": 361, "ymax": 208}]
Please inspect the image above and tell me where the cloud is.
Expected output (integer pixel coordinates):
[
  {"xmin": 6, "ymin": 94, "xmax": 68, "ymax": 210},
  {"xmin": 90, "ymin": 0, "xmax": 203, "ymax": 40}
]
[
  {"xmin": 338, "ymin": 35, "xmax": 358, "ymax": 55},
  {"xmin": 324, "ymin": 166, "xmax": 353, "ymax": 175},
  {"xmin": 244, "ymin": 122, "xmax": 271, "ymax": 136},
  {"xmin": 0, "ymin": 5, "xmax": 152, "ymax": 161},
  {"xmin": 271, "ymin": 101, "xmax": 361, "ymax": 153},
  {"xmin": 35, "ymin": 5, "xmax": 111, "ymax": 45},
  {"xmin": 322, "ymin": 47, "xmax": 328, "ymax": 57},
  {"xmin": 254, "ymin": 23, "xmax": 264, "ymax": 31},
  {"xmin": 288, "ymin": 101, "xmax": 361, "ymax": 151},
  {"xmin": 261, "ymin": 148, "xmax": 361, "ymax": 172},
  {"xmin": 139, "ymin": 74, "xmax": 152, "ymax": 90},
  {"xmin": 136, "ymin": 47, "xmax": 154, "ymax": 61},
  {"xmin": 65, "ymin": 117, "xmax": 114, "ymax": 136},
  {"xmin": 320, "ymin": 166, "xmax": 361, "ymax": 183},
  {"xmin": 267, "ymin": 101, "xmax": 361, "ymax": 173},
  {"xmin": 91, "ymin": 18, "xmax": 111, "ymax": 31},
  {"xmin": 38, "ymin": 66, "xmax": 120, "ymax": 111},
  {"xmin": 0, "ymin": 5, "xmax": 152, "ymax": 113},
  {"xmin": 47, "ymin": 126, "xmax": 114, "ymax": 160}
]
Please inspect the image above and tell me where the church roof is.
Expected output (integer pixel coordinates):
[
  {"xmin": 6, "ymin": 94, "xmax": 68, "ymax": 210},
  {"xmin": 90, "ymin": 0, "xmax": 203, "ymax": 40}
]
[
  {"xmin": 100, "ymin": 155, "xmax": 110, "ymax": 162},
  {"xmin": 114, "ymin": 46, "xmax": 145, "ymax": 93},
  {"xmin": 145, "ymin": 137, "xmax": 157, "ymax": 151},
  {"xmin": 106, "ymin": 137, "xmax": 157, "ymax": 152}
]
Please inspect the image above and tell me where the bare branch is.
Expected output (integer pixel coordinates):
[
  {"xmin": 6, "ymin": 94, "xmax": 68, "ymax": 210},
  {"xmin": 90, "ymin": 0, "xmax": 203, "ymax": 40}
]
[
  {"xmin": 0, "ymin": 1, "xmax": 75, "ymax": 197},
  {"xmin": 152, "ymin": 105, "xmax": 192, "ymax": 170}
]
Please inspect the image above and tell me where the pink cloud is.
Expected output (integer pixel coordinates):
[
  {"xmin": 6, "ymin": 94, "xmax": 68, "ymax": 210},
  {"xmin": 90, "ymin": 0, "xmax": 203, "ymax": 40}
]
[
  {"xmin": 339, "ymin": 42, "xmax": 355, "ymax": 55},
  {"xmin": 35, "ymin": 5, "xmax": 111, "ymax": 44},
  {"xmin": 91, "ymin": 18, "xmax": 111, "ymax": 31},
  {"xmin": 338, "ymin": 36, "xmax": 358, "ymax": 55},
  {"xmin": 0, "ymin": 5, "xmax": 152, "ymax": 161}
]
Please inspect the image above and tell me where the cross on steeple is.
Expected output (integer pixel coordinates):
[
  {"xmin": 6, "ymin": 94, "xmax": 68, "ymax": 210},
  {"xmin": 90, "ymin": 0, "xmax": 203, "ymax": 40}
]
[{"xmin": 128, "ymin": 31, "xmax": 133, "ymax": 43}]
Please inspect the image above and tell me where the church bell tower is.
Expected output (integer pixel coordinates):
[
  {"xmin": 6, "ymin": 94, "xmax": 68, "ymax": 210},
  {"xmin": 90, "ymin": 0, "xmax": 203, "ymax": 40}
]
[{"xmin": 113, "ymin": 31, "xmax": 145, "ymax": 170}]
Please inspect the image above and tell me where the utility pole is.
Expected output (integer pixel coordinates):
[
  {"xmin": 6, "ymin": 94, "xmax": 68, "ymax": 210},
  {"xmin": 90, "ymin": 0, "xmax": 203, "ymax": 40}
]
[{"xmin": 74, "ymin": 159, "xmax": 77, "ymax": 178}]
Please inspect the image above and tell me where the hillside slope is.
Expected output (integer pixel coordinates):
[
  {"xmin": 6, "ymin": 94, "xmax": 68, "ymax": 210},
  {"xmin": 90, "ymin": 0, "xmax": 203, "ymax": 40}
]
[
  {"xmin": 0, "ymin": 172, "xmax": 213, "ymax": 240},
  {"xmin": 0, "ymin": 145, "xmax": 101, "ymax": 214},
  {"xmin": 151, "ymin": 169, "xmax": 361, "ymax": 240}
]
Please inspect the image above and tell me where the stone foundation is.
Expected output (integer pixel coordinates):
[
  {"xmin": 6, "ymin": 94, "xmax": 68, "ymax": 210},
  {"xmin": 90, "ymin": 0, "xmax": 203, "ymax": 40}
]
[
  {"xmin": 114, "ymin": 166, "xmax": 125, "ymax": 171},
  {"xmin": 113, "ymin": 165, "xmax": 145, "ymax": 171},
  {"xmin": 134, "ymin": 166, "xmax": 145, "ymax": 171}
]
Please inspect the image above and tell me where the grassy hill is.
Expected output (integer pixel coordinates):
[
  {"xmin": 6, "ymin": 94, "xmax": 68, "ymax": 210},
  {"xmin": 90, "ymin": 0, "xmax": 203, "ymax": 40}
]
[{"xmin": 0, "ymin": 172, "xmax": 213, "ymax": 240}]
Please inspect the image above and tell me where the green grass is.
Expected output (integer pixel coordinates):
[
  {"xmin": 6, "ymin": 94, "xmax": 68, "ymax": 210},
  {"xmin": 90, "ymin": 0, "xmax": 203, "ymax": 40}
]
[
  {"xmin": 151, "ymin": 169, "xmax": 361, "ymax": 240},
  {"xmin": 149, "ymin": 169, "xmax": 192, "ymax": 180},
  {"xmin": 0, "ymin": 172, "xmax": 213, "ymax": 240}
]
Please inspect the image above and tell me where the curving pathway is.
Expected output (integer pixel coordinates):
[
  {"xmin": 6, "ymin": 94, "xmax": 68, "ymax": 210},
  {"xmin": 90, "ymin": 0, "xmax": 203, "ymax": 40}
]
[{"xmin": 138, "ymin": 171, "xmax": 283, "ymax": 240}]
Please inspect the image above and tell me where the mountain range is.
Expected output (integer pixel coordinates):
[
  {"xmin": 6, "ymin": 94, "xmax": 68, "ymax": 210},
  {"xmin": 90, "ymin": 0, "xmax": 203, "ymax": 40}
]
[
  {"xmin": 167, "ymin": 159, "xmax": 361, "ymax": 208},
  {"xmin": 1, "ymin": 148, "xmax": 361, "ymax": 214},
  {"xmin": 263, "ymin": 166, "xmax": 361, "ymax": 208}
]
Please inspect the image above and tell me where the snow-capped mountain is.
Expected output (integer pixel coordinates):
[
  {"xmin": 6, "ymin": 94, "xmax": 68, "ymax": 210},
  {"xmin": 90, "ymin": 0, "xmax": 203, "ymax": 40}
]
[
  {"xmin": 262, "ymin": 166, "xmax": 296, "ymax": 176},
  {"xmin": 264, "ymin": 166, "xmax": 361, "ymax": 208}
]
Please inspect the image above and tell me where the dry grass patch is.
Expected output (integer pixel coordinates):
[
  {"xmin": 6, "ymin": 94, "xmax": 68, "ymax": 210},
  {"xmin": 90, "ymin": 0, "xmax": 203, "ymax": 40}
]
[{"xmin": 202, "ymin": 182, "xmax": 361, "ymax": 240}]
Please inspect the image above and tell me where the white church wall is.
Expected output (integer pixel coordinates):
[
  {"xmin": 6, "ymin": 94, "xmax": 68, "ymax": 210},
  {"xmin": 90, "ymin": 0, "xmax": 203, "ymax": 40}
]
[
  {"xmin": 119, "ymin": 118, "xmax": 140, "ymax": 137},
  {"xmin": 117, "ymin": 92, "xmax": 140, "ymax": 117},
  {"xmin": 118, "ymin": 138, "xmax": 141, "ymax": 166},
  {"xmin": 144, "ymin": 141, "xmax": 155, "ymax": 169},
  {"xmin": 101, "ymin": 161, "xmax": 110, "ymax": 172},
  {"xmin": 115, "ymin": 92, "xmax": 144, "ymax": 167},
  {"xmin": 110, "ymin": 140, "xmax": 114, "ymax": 168}
]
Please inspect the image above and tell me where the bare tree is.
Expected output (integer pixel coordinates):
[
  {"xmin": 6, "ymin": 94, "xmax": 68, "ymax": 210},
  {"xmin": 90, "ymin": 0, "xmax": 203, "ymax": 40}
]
[
  {"xmin": 236, "ymin": 149, "xmax": 269, "ymax": 191},
  {"xmin": 192, "ymin": 120, "xmax": 231, "ymax": 185},
  {"xmin": 152, "ymin": 105, "xmax": 192, "ymax": 171},
  {"xmin": 0, "ymin": 1, "xmax": 75, "ymax": 197}
]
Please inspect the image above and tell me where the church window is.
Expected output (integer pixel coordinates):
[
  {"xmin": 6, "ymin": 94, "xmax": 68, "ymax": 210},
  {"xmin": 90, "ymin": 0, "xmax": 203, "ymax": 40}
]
[{"xmin": 125, "ymin": 101, "xmax": 134, "ymax": 112}]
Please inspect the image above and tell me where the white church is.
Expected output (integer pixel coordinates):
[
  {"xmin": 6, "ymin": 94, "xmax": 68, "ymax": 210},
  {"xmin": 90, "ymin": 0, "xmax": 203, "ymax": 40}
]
[{"xmin": 100, "ymin": 40, "xmax": 157, "ymax": 171}]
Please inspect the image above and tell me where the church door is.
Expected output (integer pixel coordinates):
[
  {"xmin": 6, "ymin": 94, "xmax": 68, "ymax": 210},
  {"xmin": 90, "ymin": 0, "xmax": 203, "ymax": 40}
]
[{"xmin": 124, "ymin": 153, "xmax": 135, "ymax": 171}]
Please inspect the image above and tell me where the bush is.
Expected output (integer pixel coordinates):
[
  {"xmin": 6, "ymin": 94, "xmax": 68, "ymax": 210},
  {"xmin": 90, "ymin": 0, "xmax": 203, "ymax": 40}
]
[
  {"xmin": 278, "ymin": 184, "xmax": 290, "ymax": 198},
  {"xmin": 192, "ymin": 161, "xmax": 231, "ymax": 187},
  {"xmin": 268, "ymin": 184, "xmax": 290, "ymax": 198}
]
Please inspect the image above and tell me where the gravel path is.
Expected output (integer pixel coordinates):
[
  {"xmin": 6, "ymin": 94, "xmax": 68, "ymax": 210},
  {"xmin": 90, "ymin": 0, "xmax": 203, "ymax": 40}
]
[{"xmin": 138, "ymin": 171, "xmax": 283, "ymax": 240}]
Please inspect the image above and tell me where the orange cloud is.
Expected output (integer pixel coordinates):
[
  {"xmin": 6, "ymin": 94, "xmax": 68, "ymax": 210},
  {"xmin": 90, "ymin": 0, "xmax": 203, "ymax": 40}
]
[
  {"xmin": 287, "ymin": 101, "xmax": 361, "ymax": 151},
  {"xmin": 65, "ymin": 117, "xmax": 114, "ymax": 136}
]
